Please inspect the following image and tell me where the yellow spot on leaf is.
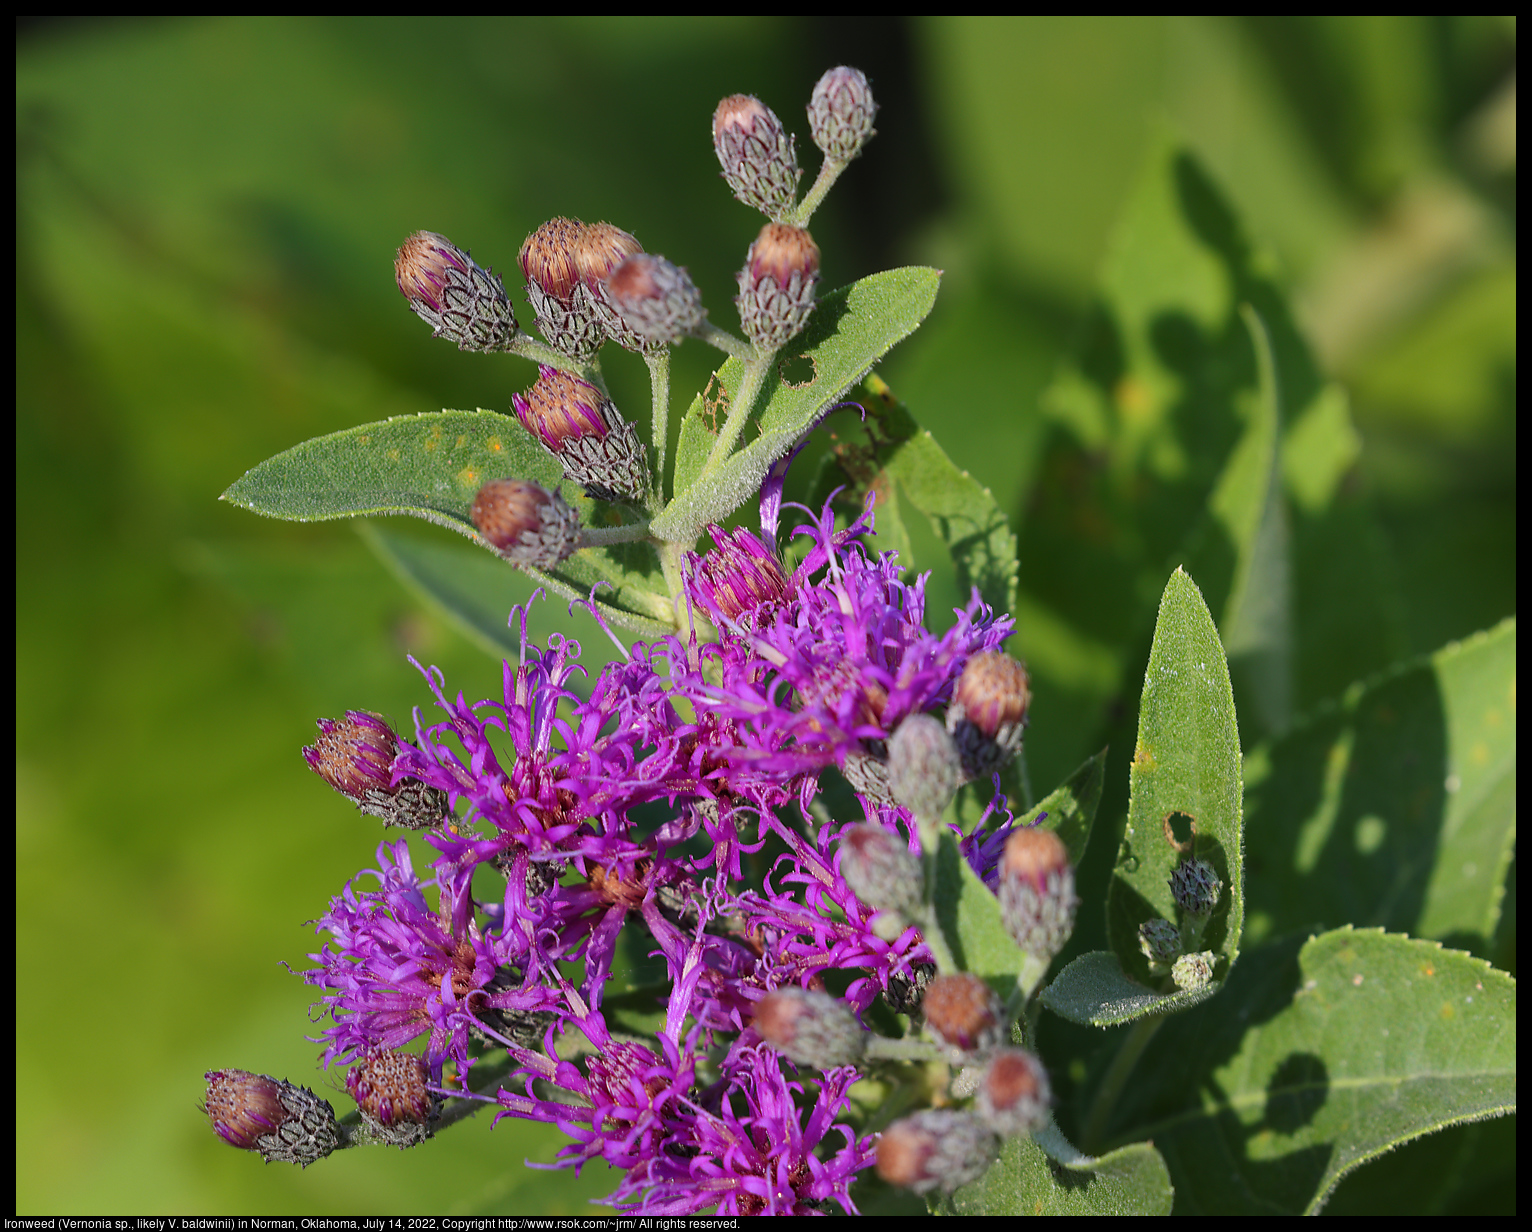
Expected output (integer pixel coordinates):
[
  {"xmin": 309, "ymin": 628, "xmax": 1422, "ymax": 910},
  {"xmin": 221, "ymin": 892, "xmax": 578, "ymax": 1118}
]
[{"xmin": 1133, "ymin": 743, "xmax": 1157, "ymax": 774}]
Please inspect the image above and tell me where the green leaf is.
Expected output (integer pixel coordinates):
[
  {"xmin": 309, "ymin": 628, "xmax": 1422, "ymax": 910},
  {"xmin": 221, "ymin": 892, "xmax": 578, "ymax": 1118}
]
[
  {"xmin": 653, "ymin": 267, "xmax": 940, "ymax": 544},
  {"xmin": 1099, "ymin": 928, "xmax": 1517, "ymax": 1214},
  {"xmin": 1041, "ymin": 948, "xmax": 1222, "ymax": 1026},
  {"xmin": 932, "ymin": 831, "xmax": 1019, "ymax": 994},
  {"xmin": 852, "ymin": 374, "xmax": 1018, "ymax": 617},
  {"xmin": 222, "ymin": 408, "xmax": 674, "ymax": 636},
  {"xmin": 1102, "ymin": 567, "xmax": 1244, "ymax": 1011},
  {"xmin": 948, "ymin": 1128, "xmax": 1173, "ymax": 1215},
  {"xmin": 1242, "ymin": 618, "xmax": 1516, "ymax": 955},
  {"xmin": 1203, "ymin": 306, "xmax": 1292, "ymax": 742}
]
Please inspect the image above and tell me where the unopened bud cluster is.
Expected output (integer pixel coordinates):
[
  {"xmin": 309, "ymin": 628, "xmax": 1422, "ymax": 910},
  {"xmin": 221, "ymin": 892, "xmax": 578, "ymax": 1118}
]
[
  {"xmin": 876, "ymin": 1108, "xmax": 999, "ymax": 1196},
  {"xmin": 838, "ymin": 822, "xmax": 924, "ymax": 919}
]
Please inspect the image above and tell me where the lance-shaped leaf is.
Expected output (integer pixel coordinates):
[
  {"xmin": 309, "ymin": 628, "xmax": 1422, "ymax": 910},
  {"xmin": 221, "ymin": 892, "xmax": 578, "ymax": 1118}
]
[
  {"xmin": 656, "ymin": 267, "xmax": 940, "ymax": 544},
  {"xmin": 1045, "ymin": 567, "xmax": 1243, "ymax": 1025},
  {"xmin": 947, "ymin": 1129, "xmax": 1172, "ymax": 1216},
  {"xmin": 1096, "ymin": 928, "xmax": 1516, "ymax": 1214},
  {"xmin": 220, "ymin": 408, "xmax": 674, "ymax": 636},
  {"xmin": 1242, "ymin": 618, "xmax": 1516, "ymax": 955}
]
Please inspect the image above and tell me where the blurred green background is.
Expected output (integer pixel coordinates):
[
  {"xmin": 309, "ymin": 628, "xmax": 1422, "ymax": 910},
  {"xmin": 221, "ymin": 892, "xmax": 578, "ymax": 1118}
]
[{"xmin": 17, "ymin": 16, "xmax": 1514, "ymax": 1214}]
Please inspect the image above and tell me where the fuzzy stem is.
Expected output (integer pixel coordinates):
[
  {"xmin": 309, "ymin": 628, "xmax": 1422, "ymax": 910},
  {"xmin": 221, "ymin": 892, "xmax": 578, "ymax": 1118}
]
[
  {"xmin": 699, "ymin": 348, "xmax": 775, "ymax": 478},
  {"xmin": 644, "ymin": 347, "xmax": 670, "ymax": 510},
  {"xmin": 787, "ymin": 157, "xmax": 847, "ymax": 228},
  {"xmin": 692, "ymin": 320, "xmax": 753, "ymax": 362},
  {"xmin": 577, "ymin": 520, "xmax": 652, "ymax": 549},
  {"xmin": 1081, "ymin": 1012, "xmax": 1165, "ymax": 1155}
]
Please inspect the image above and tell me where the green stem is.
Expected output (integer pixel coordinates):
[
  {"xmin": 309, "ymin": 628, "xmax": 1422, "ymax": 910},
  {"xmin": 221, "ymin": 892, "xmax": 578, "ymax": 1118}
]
[
  {"xmin": 864, "ymin": 1036, "xmax": 942, "ymax": 1063},
  {"xmin": 644, "ymin": 347, "xmax": 670, "ymax": 510},
  {"xmin": 505, "ymin": 334, "xmax": 604, "ymax": 390},
  {"xmin": 698, "ymin": 348, "xmax": 775, "ymax": 478},
  {"xmin": 577, "ymin": 520, "xmax": 651, "ymax": 549},
  {"xmin": 1081, "ymin": 1012, "xmax": 1165, "ymax": 1155},
  {"xmin": 693, "ymin": 320, "xmax": 753, "ymax": 362},
  {"xmin": 787, "ymin": 157, "xmax": 847, "ymax": 228}
]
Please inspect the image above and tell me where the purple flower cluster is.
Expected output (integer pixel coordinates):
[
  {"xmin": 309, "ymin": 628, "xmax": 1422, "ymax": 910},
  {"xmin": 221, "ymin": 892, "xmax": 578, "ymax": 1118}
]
[{"xmin": 302, "ymin": 496, "xmax": 1017, "ymax": 1213}]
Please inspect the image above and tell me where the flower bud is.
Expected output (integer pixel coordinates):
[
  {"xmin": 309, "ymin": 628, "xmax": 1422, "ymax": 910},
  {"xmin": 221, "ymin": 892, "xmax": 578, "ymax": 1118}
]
[
  {"xmin": 685, "ymin": 524, "xmax": 794, "ymax": 631},
  {"xmin": 1170, "ymin": 858, "xmax": 1221, "ymax": 923},
  {"xmin": 883, "ymin": 959, "xmax": 937, "ymax": 1014},
  {"xmin": 1172, "ymin": 950, "xmax": 1215, "ymax": 992},
  {"xmin": 998, "ymin": 826, "xmax": 1078, "ymax": 964},
  {"xmin": 838, "ymin": 823, "xmax": 923, "ymax": 918},
  {"xmin": 395, "ymin": 231, "xmax": 520, "ymax": 353},
  {"xmin": 808, "ymin": 66, "xmax": 878, "ymax": 163},
  {"xmin": 1138, "ymin": 917, "xmax": 1182, "ymax": 976},
  {"xmin": 736, "ymin": 223, "xmax": 820, "ymax": 350},
  {"xmin": 887, "ymin": 713, "xmax": 962, "ymax": 821},
  {"xmin": 947, "ymin": 652, "xmax": 1031, "ymax": 780},
  {"xmin": 603, "ymin": 253, "xmax": 706, "ymax": 348},
  {"xmin": 513, "ymin": 366, "xmax": 649, "ymax": 503},
  {"xmin": 876, "ymin": 1109, "xmax": 999, "ymax": 1195},
  {"xmin": 974, "ymin": 1047, "xmax": 1051, "ymax": 1139},
  {"xmin": 203, "ymin": 1069, "xmax": 340, "ymax": 1167},
  {"xmin": 303, "ymin": 711, "xmax": 446, "ymax": 830},
  {"xmin": 753, "ymin": 987, "xmax": 867, "ymax": 1067},
  {"xmin": 470, "ymin": 479, "xmax": 582, "ymax": 568},
  {"xmin": 574, "ymin": 222, "xmax": 655, "ymax": 353},
  {"xmin": 347, "ymin": 1050, "xmax": 439, "ymax": 1149},
  {"xmin": 713, "ymin": 93, "xmax": 801, "ymax": 218},
  {"xmin": 519, "ymin": 217, "xmax": 604, "ymax": 361},
  {"xmin": 922, "ymin": 973, "xmax": 1004, "ymax": 1059}
]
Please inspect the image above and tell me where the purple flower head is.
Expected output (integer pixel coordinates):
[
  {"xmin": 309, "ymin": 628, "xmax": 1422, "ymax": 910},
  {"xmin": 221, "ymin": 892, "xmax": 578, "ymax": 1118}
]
[
  {"xmin": 304, "ymin": 839, "xmax": 538, "ymax": 1082},
  {"xmin": 392, "ymin": 598, "xmax": 652, "ymax": 870},
  {"xmin": 678, "ymin": 495, "xmax": 1013, "ymax": 809}
]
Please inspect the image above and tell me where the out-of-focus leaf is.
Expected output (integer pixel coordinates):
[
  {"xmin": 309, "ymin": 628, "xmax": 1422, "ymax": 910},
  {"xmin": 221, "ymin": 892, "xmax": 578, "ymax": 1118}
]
[
  {"xmin": 1099, "ymin": 928, "xmax": 1517, "ymax": 1214},
  {"xmin": 1201, "ymin": 306, "xmax": 1291, "ymax": 742},
  {"xmin": 1242, "ymin": 619, "xmax": 1516, "ymax": 955},
  {"xmin": 1103, "ymin": 567, "xmax": 1244, "ymax": 1007},
  {"xmin": 221, "ymin": 409, "xmax": 673, "ymax": 636},
  {"xmin": 947, "ymin": 1127, "xmax": 1173, "ymax": 1215},
  {"xmin": 653, "ymin": 268, "xmax": 940, "ymax": 545}
]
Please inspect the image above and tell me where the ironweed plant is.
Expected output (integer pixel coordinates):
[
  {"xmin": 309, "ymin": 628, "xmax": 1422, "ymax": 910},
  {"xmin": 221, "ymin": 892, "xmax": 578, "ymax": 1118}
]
[{"xmin": 209, "ymin": 67, "xmax": 1514, "ymax": 1215}]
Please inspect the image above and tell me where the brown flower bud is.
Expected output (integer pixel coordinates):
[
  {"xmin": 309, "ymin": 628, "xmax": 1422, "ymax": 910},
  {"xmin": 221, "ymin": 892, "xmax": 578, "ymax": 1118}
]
[
  {"xmin": 347, "ymin": 1050, "xmax": 438, "ymax": 1148},
  {"xmin": 470, "ymin": 479, "xmax": 581, "ymax": 567},
  {"xmin": 974, "ymin": 1048, "xmax": 1051, "ymax": 1139},
  {"xmin": 513, "ymin": 366, "xmax": 648, "ymax": 502},
  {"xmin": 736, "ymin": 223, "xmax": 820, "ymax": 350},
  {"xmin": 603, "ymin": 253, "xmax": 706, "ymax": 348},
  {"xmin": 203, "ymin": 1069, "xmax": 340, "ymax": 1167},
  {"xmin": 302, "ymin": 711, "xmax": 446, "ymax": 830},
  {"xmin": 947, "ymin": 652, "xmax": 1031, "ymax": 779},
  {"xmin": 753, "ymin": 987, "xmax": 867, "ymax": 1067},
  {"xmin": 519, "ymin": 217, "xmax": 603, "ymax": 361},
  {"xmin": 999, "ymin": 826, "xmax": 1078, "ymax": 964},
  {"xmin": 395, "ymin": 231, "xmax": 519, "ymax": 352},
  {"xmin": 923, "ymin": 973, "xmax": 1005, "ymax": 1058},
  {"xmin": 713, "ymin": 94, "xmax": 801, "ymax": 217},
  {"xmin": 876, "ymin": 1109, "xmax": 999, "ymax": 1195}
]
